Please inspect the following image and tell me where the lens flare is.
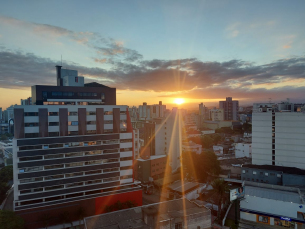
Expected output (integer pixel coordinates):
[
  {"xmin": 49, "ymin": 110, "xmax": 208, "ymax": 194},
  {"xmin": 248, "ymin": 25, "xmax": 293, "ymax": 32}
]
[{"xmin": 173, "ymin": 98, "xmax": 185, "ymax": 105}]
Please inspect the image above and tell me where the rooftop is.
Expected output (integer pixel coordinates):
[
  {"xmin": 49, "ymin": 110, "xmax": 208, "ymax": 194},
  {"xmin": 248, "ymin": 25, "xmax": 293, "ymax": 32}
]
[
  {"xmin": 167, "ymin": 180, "xmax": 200, "ymax": 194},
  {"xmin": 84, "ymin": 198, "xmax": 210, "ymax": 229},
  {"xmin": 246, "ymin": 185, "xmax": 302, "ymax": 204},
  {"xmin": 242, "ymin": 164, "xmax": 305, "ymax": 175}
]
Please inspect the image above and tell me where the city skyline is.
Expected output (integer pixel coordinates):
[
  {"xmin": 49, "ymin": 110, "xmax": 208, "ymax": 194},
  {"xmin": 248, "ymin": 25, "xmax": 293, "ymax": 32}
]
[{"xmin": 1, "ymin": 0, "xmax": 305, "ymax": 109}]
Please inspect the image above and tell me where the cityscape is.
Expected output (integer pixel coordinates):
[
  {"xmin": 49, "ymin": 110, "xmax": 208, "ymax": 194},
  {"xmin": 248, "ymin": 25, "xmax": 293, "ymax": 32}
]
[{"xmin": 1, "ymin": 1, "xmax": 305, "ymax": 229}]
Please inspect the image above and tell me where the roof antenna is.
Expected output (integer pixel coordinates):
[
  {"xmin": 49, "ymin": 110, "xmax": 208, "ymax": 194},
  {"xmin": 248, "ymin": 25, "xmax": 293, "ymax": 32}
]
[{"xmin": 61, "ymin": 55, "xmax": 62, "ymax": 66}]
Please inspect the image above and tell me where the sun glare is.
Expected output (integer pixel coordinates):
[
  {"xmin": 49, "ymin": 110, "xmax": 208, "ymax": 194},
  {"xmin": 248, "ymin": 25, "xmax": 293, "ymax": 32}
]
[{"xmin": 173, "ymin": 98, "xmax": 185, "ymax": 105}]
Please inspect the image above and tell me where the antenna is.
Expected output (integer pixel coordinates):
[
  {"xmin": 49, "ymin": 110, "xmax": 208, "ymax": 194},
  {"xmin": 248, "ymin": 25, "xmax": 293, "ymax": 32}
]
[{"xmin": 61, "ymin": 55, "xmax": 62, "ymax": 66}]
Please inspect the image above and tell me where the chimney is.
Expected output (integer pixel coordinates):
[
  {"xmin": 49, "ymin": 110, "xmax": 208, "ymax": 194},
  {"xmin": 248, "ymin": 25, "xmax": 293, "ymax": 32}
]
[{"xmin": 55, "ymin": 65, "xmax": 62, "ymax": 86}]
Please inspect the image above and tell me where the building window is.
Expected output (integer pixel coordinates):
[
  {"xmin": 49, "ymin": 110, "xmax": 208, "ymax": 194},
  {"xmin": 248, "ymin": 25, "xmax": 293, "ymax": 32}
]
[
  {"xmin": 24, "ymin": 123, "xmax": 39, "ymax": 127},
  {"xmin": 48, "ymin": 112, "xmax": 59, "ymax": 116},
  {"xmin": 49, "ymin": 122, "xmax": 59, "ymax": 126},
  {"xmin": 175, "ymin": 223, "xmax": 182, "ymax": 229},
  {"xmin": 24, "ymin": 112, "xmax": 38, "ymax": 116},
  {"xmin": 253, "ymin": 171, "xmax": 256, "ymax": 175},
  {"xmin": 68, "ymin": 112, "xmax": 77, "ymax": 116},
  {"xmin": 68, "ymin": 121, "xmax": 78, "ymax": 126},
  {"xmin": 49, "ymin": 132, "xmax": 59, "ymax": 137}
]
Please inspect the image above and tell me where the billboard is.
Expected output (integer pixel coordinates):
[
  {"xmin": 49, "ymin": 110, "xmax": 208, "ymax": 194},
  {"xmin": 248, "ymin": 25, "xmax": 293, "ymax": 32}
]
[{"xmin": 230, "ymin": 186, "xmax": 245, "ymax": 201}]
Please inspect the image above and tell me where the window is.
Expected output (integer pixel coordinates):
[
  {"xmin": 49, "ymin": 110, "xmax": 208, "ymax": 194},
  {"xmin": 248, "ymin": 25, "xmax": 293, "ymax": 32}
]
[
  {"xmin": 175, "ymin": 223, "xmax": 182, "ymax": 229},
  {"xmin": 48, "ymin": 112, "xmax": 59, "ymax": 116},
  {"xmin": 25, "ymin": 123, "xmax": 39, "ymax": 127},
  {"xmin": 45, "ymin": 174, "xmax": 64, "ymax": 180},
  {"xmin": 104, "ymin": 111, "xmax": 113, "ymax": 115},
  {"xmin": 242, "ymin": 170, "xmax": 245, "ymax": 174},
  {"xmin": 45, "ymin": 185, "xmax": 64, "ymax": 191},
  {"xmin": 253, "ymin": 171, "xmax": 256, "ymax": 175},
  {"xmin": 86, "ymin": 130, "xmax": 97, "ymax": 135},
  {"xmin": 44, "ymin": 154, "xmax": 64, "ymax": 159},
  {"xmin": 19, "ymin": 156, "xmax": 42, "ymax": 161},
  {"xmin": 68, "ymin": 121, "xmax": 78, "ymax": 126},
  {"xmin": 24, "ymin": 112, "xmax": 38, "ymax": 116},
  {"xmin": 65, "ymin": 162, "xmax": 83, "ymax": 167},
  {"xmin": 49, "ymin": 132, "xmax": 59, "ymax": 137},
  {"xmin": 87, "ymin": 111, "xmax": 96, "ymax": 115},
  {"xmin": 19, "ymin": 145, "xmax": 42, "ymax": 151},
  {"xmin": 87, "ymin": 121, "xmax": 96, "ymax": 125},
  {"xmin": 25, "ymin": 133, "xmax": 39, "ymax": 138},
  {"xmin": 68, "ymin": 112, "xmax": 77, "ymax": 116},
  {"xmin": 65, "ymin": 172, "xmax": 82, "ymax": 178},
  {"xmin": 120, "ymin": 157, "xmax": 133, "ymax": 161},
  {"xmin": 68, "ymin": 131, "xmax": 79, "ymax": 136},
  {"xmin": 44, "ymin": 164, "xmax": 64, "ymax": 170},
  {"xmin": 49, "ymin": 122, "xmax": 59, "ymax": 126}
]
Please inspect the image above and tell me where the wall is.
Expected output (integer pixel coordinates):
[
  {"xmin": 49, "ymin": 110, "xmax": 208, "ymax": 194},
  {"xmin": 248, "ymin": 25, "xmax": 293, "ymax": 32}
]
[
  {"xmin": 95, "ymin": 189, "xmax": 142, "ymax": 214},
  {"xmin": 235, "ymin": 143, "xmax": 252, "ymax": 158},
  {"xmin": 241, "ymin": 167, "xmax": 282, "ymax": 185}
]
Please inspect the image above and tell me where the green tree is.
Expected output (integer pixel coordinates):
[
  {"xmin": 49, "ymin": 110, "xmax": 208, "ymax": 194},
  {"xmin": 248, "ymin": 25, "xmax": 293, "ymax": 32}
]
[
  {"xmin": 0, "ymin": 210, "xmax": 24, "ymax": 229},
  {"xmin": 210, "ymin": 179, "xmax": 229, "ymax": 223},
  {"xmin": 181, "ymin": 150, "xmax": 220, "ymax": 182},
  {"xmin": 242, "ymin": 122, "xmax": 252, "ymax": 133},
  {"xmin": 0, "ymin": 166, "xmax": 13, "ymax": 203}
]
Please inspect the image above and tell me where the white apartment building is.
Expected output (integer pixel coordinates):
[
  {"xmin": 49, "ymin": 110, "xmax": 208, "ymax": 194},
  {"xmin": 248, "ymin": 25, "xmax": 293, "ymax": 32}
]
[
  {"xmin": 144, "ymin": 108, "xmax": 183, "ymax": 172},
  {"xmin": 252, "ymin": 102, "xmax": 305, "ymax": 169},
  {"xmin": 209, "ymin": 108, "xmax": 224, "ymax": 121},
  {"xmin": 234, "ymin": 142, "xmax": 252, "ymax": 158},
  {"xmin": 139, "ymin": 101, "xmax": 166, "ymax": 121}
]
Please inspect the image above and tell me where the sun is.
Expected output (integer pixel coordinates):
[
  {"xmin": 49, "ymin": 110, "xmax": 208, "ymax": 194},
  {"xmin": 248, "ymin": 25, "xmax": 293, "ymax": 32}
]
[{"xmin": 173, "ymin": 98, "xmax": 185, "ymax": 105}]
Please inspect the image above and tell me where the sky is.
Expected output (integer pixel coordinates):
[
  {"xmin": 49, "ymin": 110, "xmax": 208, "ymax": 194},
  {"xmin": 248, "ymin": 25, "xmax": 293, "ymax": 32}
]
[{"xmin": 0, "ymin": 0, "xmax": 305, "ymax": 110}]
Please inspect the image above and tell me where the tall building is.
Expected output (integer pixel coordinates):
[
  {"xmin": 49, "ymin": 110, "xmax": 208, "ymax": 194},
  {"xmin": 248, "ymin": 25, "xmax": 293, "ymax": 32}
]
[
  {"xmin": 252, "ymin": 101, "xmax": 305, "ymax": 169},
  {"xmin": 12, "ymin": 66, "xmax": 141, "ymax": 229},
  {"xmin": 20, "ymin": 97, "xmax": 32, "ymax": 105},
  {"xmin": 209, "ymin": 108, "xmax": 224, "ymax": 121},
  {"xmin": 219, "ymin": 97, "xmax": 239, "ymax": 121},
  {"xmin": 139, "ymin": 101, "xmax": 166, "ymax": 121},
  {"xmin": 199, "ymin": 103, "xmax": 209, "ymax": 119},
  {"xmin": 144, "ymin": 108, "xmax": 182, "ymax": 172}
]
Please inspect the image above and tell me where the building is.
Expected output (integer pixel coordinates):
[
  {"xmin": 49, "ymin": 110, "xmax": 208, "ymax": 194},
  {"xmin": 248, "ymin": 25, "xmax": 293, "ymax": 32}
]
[
  {"xmin": 84, "ymin": 198, "xmax": 211, "ymax": 229},
  {"xmin": 209, "ymin": 108, "xmax": 224, "ymax": 121},
  {"xmin": 202, "ymin": 120, "xmax": 232, "ymax": 130},
  {"xmin": 134, "ymin": 154, "xmax": 167, "ymax": 182},
  {"xmin": 166, "ymin": 180, "xmax": 206, "ymax": 200},
  {"xmin": 240, "ymin": 181, "xmax": 305, "ymax": 228},
  {"xmin": 219, "ymin": 97, "xmax": 239, "ymax": 121},
  {"xmin": 199, "ymin": 103, "xmax": 209, "ymax": 119},
  {"xmin": 241, "ymin": 164, "xmax": 305, "ymax": 186},
  {"xmin": 0, "ymin": 140, "xmax": 13, "ymax": 166},
  {"xmin": 20, "ymin": 97, "xmax": 32, "ymax": 105},
  {"xmin": 252, "ymin": 101, "xmax": 305, "ymax": 169},
  {"xmin": 234, "ymin": 143, "xmax": 252, "ymax": 158},
  {"xmin": 3, "ymin": 105, "xmax": 15, "ymax": 123},
  {"xmin": 0, "ymin": 107, "xmax": 2, "ymax": 120},
  {"xmin": 144, "ymin": 108, "xmax": 183, "ymax": 172},
  {"xmin": 133, "ymin": 128, "xmax": 140, "ymax": 159},
  {"xmin": 182, "ymin": 141, "xmax": 202, "ymax": 155},
  {"xmin": 12, "ymin": 66, "xmax": 142, "ymax": 229},
  {"xmin": 139, "ymin": 101, "xmax": 166, "ymax": 121}
]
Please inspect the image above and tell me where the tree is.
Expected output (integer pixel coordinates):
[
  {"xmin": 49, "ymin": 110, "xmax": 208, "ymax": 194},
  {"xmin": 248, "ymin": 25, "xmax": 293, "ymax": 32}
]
[
  {"xmin": 210, "ymin": 179, "xmax": 229, "ymax": 223},
  {"xmin": 75, "ymin": 206, "xmax": 86, "ymax": 226},
  {"xmin": 0, "ymin": 210, "xmax": 24, "ymax": 229},
  {"xmin": 0, "ymin": 166, "xmax": 13, "ymax": 203},
  {"xmin": 181, "ymin": 150, "xmax": 220, "ymax": 182}
]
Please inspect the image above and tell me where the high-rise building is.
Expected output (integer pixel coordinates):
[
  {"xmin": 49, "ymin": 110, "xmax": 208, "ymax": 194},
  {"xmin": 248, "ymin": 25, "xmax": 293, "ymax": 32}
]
[
  {"xmin": 144, "ymin": 107, "xmax": 182, "ymax": 172},
  {"xmin": 199, "ymin": 103, "xmax": 209, "ymax": 119},
  {"xmin": 13, "ymin": 66, "xmax": 141, "ymax": 229},
  {"xmin": 139, "ymin": 101, "xmax": 166, "ymax": 121},
  {"xmin": 219, "ymin": 97, "xmax": 239, "ymax": 121},
  {"xmin": 252, "ymin": 101, "xmax": 305, "ymax": 169},
  {"xmin": 20, "ymin": 97, "xmax": 32, "ymax": 105}
]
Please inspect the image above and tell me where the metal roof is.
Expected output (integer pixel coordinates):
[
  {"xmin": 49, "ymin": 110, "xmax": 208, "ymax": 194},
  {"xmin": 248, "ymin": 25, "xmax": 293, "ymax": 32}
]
[{"xmin": 245, "ymin": 186, "xmax": 302, "ymax": 204}]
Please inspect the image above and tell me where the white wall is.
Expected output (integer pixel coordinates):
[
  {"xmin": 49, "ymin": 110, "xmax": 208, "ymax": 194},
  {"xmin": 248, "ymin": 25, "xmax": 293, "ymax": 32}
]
[{"xmin": 235, "ymin": 143, "xmax": 252, "ymax": 158}]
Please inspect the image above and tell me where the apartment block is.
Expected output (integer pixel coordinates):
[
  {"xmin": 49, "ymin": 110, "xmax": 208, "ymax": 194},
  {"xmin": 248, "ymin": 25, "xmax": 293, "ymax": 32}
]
[
  {"xmin": 12, "ymin": 66, "xmax": 141, "ymax": 229},
  {"xmin": 219, "ymin": 97, "xmax": 239, "ymax": 121}
]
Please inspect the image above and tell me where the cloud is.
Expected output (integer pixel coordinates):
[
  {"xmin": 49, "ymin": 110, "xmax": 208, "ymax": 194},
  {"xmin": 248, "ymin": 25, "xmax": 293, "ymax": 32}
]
[
  {"xmin": 1, "ymin": 49, "xmax": 305, "ymax": 103},
  {"xmin": 0, "ymin": 15, "xmax": 142, "ymax": 62},
  {"xmin": 283, "ymin": 45, "xmax": 291, "ymax": 49}
]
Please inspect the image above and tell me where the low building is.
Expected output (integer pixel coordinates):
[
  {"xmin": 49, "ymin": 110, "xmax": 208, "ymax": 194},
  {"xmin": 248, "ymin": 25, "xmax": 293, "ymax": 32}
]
[
  {"xmin": 213, "ymin": 145, "xmax": 223, "ymax": 156},
  {"xmin": 166, "ymin": 180, "xmax": 206, "ymax": 200},
  {"xmin": 201, "ymin": 128, "xmax": 215, "ymax": 135},
  {"xmin": 240, "ymin": 182, "xmax": 305, "ymax": 228},
  {"xmin": 186, "ymin": 129, "xmax": 202, "ymax": 138},
  {"xmin": 134, "ymin": 155, "xmax": 167, "ymax": 183},
  {"xmin": 234, "ymin": 143, "xmax": 252, "ymax": 158},
  {"xmin": 182, "ymin": 141, "xmax": 202, "ymax": 155},
  {"xmin": 84, "ymin": 198, "xmax": 212, "ymax": 229},
  {"xmin": 241, "ymin": 164, "xmax": 305, "ymax": 186},
  {"xmin": 202, "ymin": 120, "xmax": 232, "ymax": 130}
]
